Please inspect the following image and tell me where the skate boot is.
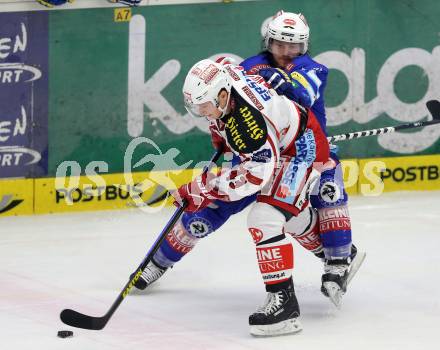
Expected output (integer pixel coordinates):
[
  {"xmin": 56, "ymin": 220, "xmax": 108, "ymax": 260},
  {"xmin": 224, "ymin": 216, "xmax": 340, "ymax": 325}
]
[
  {"xmin": 130, "ymin": 259, "xmax": 168, "ymax": 291},
  {"xmin": 314, "ymin": 250, "xmax": 325, "ymax": 260},
  {"xmin": 321, "ymin": 258, "xmax": 350, "ymax": 308},
  {"xmin": 321, "ymin": 244, "xmax": 366, "ymax": 308},
  {"xmin": 249, "ymin": 278, "xmax": 302, "ymax": 336}
]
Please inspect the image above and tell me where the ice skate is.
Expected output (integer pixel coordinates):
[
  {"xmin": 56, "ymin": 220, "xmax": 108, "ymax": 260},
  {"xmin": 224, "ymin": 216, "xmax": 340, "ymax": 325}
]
[
  {"xmin": 314, "ymin": 250, "xmax": 325, "ymax": 260},
  {"xmin": 130, "ymin": 259, "xmax": 168, "ymax": 291},
  {"xmin": 249, "ymin": 278, "xmax": 302, "ymax": 336},
  {"xmin": 321, "ymin": 246, "xmax": 366, "ymax": 309}
]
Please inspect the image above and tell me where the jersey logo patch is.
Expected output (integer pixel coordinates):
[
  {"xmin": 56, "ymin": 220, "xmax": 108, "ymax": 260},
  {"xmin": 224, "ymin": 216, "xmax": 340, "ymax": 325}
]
[
  {"xmin": 185, "ymin": 217, "xmax": 213, "ymax": 238},
  {"xmin": 224, "ymin": 89, "xmax": 267, "ymax": 153},
  {"xmin": 290, "ymin": 71, "xmax": 309, "ymax": 88},
  {"xmin": 252, "ymin": 149, "xmax": 272, "ymax": 163},
  {"xmin": 319, "ymin": 180, "xmax": 342, "ymax": 204},
  {"xmin": 273, "ymin": 130, "xmax": 316, "ymax": 204}
]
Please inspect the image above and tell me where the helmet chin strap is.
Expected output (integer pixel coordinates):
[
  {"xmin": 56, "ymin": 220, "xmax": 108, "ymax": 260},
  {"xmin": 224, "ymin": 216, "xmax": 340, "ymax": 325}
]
[{"xmin": 216, "ymin": 91, "xmax": 231, "ymax": 118}]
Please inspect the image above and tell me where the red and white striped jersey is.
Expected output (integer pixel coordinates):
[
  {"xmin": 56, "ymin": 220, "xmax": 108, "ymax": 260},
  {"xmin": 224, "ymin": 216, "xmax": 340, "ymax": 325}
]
[{"xmin": 202, "ymin": 64, "xmax": 329, "ymax": 205}]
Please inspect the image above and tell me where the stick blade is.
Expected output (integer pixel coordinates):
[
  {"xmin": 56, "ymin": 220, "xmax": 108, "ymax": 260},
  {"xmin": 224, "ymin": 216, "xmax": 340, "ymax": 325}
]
[
  {"xmin": 146, "ymin": 190, "xmax": 169, "ymax": 206},
  {"xmin": 60, "ymin": 308, "xmax": 107, "ymax": 330},
  {"xmin": 426, "ymin": 100, "xmax": 440, "ymax": 120}
]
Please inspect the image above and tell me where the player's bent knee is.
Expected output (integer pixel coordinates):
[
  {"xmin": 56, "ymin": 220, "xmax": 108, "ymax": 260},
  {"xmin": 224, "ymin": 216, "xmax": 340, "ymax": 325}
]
[
  {"xmin": 311, "ymin": 173, "xmax": 348, "ymax": 210},
  {"xmin": 181, "ymin": 212, "xmax": 216, "ymax": 238},
  {"xmin": 284, "ymin": 208, "xmax": 322, "ymax": 253},
  {"xmin": 247, "ymin": 203, "xmax": 286, "ymax": 244},
  {"xmin": 284, "ymin": 207, "xmax": 314, "ymax": 237}
]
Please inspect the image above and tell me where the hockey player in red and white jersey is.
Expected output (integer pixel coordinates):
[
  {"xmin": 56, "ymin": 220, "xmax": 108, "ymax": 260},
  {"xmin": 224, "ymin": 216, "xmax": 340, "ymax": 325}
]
[{"xmin": 172, "ymin": 58, "xmax": 330, "ymax": 336}]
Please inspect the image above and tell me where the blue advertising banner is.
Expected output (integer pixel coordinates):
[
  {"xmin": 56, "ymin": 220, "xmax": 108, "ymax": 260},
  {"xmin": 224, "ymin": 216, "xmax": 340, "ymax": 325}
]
[{"xmin": 0, "ymin": 12, "xmax": 48, "ymax": 178}]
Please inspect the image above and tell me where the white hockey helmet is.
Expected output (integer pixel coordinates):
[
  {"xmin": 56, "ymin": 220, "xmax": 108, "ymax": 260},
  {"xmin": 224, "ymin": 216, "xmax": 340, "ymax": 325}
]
[
  {"xmin": 183, "ymin": 59, "xmax": 232, "ymax": 118},
  {"xmin": 264, "ymin": 11, "xmax": 310, "ymax": 55}
]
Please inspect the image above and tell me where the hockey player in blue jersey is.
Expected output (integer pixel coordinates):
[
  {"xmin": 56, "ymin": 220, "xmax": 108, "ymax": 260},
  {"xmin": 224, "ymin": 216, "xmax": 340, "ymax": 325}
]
[
  {"xmin": 240, "ymin": 10, "xmax": 364, "ymax": 307},
  {"xmin": 133, "ymin": 10, "xmax": 364, "ymax": 310}
]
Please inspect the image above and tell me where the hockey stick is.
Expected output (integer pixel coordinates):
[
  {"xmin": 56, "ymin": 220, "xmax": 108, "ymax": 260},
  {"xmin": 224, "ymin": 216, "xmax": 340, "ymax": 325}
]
[
  {"xmin": 327, "ymin": 100, "xmax": 440, "ymax": 143},
  {"xmin": 60, "ymin": 205, "xmax": 185, "ymax": 330},
  {"xmin": 59, "ymin": 150, "xmax": 222, "ymax": 330},
  {"xmin": 144, "ymin": 148, "xmax": 223, "ymax": 206}
]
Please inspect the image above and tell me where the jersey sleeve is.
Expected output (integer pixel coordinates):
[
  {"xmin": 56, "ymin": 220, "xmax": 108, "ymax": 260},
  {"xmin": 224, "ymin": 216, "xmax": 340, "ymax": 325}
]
[
  {"xmin": 240, "ymin": 54, "xmax": 271, "ymax": 75},
  {"xmin": 287, "ymin": 65, "xmax": 328, "ymax": 108},
  {"xmin": 240, "ymin": 55, "xmax": 259, "ymax": 71},
  {"xmin": 200, "ymin": 94, "xmax": 303, "ymax": 202}
]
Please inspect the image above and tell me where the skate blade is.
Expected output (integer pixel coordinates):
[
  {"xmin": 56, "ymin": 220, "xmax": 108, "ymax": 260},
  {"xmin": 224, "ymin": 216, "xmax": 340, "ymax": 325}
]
[
  {"xmin": 323, "ymin": 281, "xmax": 343, "ymax": 309},
  {"xmin": 347, "ymin": 251, "xmax": 366, "ymax": 285},
  {"xmin": 250, "ymin": 318, "xmax": 302, "ymax": 337}
]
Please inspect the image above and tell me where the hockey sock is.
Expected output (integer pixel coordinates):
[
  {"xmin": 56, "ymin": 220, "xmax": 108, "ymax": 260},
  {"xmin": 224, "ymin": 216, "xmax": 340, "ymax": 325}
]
[{"xmin": 153, "ymin": 221, "xmax": 200, "ymax": 268}]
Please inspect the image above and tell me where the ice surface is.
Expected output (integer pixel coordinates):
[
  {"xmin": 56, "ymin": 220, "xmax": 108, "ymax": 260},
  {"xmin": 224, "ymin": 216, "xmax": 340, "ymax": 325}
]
[{"xmin": 1, "ymin": 191, "xmax": 439, "ymax": 349}]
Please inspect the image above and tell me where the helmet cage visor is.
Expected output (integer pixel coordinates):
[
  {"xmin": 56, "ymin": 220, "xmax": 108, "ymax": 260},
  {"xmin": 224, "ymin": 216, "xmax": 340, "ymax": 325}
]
[
  {"xmin": 264, "ymin": 12, "xmax": 309, "ymax": 55},
  {"xmin": 184, "ymin": 98, "xmax": 217, "ymax": 119},
  {"xmin": 268, "ymin": 39, "xmax": 305, "ymax": 56}
]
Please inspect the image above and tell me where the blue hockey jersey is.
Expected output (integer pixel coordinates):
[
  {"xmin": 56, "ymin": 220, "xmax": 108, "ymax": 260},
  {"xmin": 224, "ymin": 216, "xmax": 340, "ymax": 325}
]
[{"xmin": 241, "ymin": 52, "xmax": 328, "ymax": 133}]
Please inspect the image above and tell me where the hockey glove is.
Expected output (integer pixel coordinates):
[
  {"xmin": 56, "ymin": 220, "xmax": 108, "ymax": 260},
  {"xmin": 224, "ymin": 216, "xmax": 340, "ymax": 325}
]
[
  {"xmin": 172, "ymin": 178, "xmax": 212, "ymax": 213},
  {"xmin": 259, "ymin": 67, "xmax": 309, "ymax": 107},
  {"xmin": 37, "ymin": 0, "xmax": 74, "ymax": 7}
]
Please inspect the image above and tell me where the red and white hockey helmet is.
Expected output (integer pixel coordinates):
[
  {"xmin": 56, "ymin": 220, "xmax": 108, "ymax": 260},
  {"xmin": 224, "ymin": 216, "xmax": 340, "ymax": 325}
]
[
  {"xmin": 183, "ymin": 59, "xmax": 232, "ymax": 118},
  {"xmin": 264, "ymin": 11, "xmax": 310, "ymax": 55}
]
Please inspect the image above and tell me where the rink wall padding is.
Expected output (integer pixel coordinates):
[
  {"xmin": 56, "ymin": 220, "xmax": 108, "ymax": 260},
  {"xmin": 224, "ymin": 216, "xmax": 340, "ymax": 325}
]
[
  {"xmin": 358, "ymin": 154, "xmax": 440, "ymax": 194},
  {"xmin": 1, "ymin": 1, "xmax": 440, "ymax": 181},
  {"xmin": 0, "ymin": 178, "xmax": 33, "ymax": 216},
  {"xmin": 33, "ymin": 167, "xmax": 200, "ymax": 214},
  {"xmin": 1, "ymin": 155, "xmax": 439, "ymax": 216}
]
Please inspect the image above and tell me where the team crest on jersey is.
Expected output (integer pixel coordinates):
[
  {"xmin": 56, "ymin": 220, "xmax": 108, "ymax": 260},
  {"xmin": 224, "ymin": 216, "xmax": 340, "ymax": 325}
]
[
  {"xmin": 224, "ymin": 89, "xmax": 267, "ymax": 153},
  {"xmin": 319, "ymin": 180, "xmax": 342, "ymax": 205},
  {"xmin": 186, "ymin": 217, "xmax": 213, "ymax": 238},
  {"xmin": 249, "ymin": 227, "xmax": 263, "ymax": 244}
]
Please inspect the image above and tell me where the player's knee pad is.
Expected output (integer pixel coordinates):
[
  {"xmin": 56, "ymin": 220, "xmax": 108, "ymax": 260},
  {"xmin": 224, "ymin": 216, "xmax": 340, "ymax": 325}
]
[
  {"xmin": 284, "ymin": 207, "xmax": 314, "ymax": 236},
  {"xmin": 284, "ymin": 207, "xmax": 322, "ymax": 254},
  {"xmin": 310, "ymin": 165, "xmax": 348, "ymax": 210},
  {"xmin": 181, "ymin": 196, "xmax": 256, "ymax": 239},
  {"xmin": 247, "ymin": 202, "xmax": 286, "ymax": 244},
  {"xmin": 181, "ymin": 212, "xmax": 215, "ymax": 239}
]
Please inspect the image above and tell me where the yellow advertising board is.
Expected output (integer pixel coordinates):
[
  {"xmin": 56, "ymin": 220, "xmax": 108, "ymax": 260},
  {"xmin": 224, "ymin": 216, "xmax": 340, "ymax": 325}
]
[
  {"xmin": 34, "ymin": 168, "xmax": 199, "ymax": 214},
  {"xmin": 0, "ymin": 178, "xmax": 33, "ymax": 217},
  {"xmin": 340, "ymin": 159, "xmax": 359, "ymax": 196},
  {"xmin": 3, "ymin": 154, "xmax": 439, "ymax": 217},
  {"xmin": 358, "ymin": 154, "xmax": 440, "ymax": 194}
]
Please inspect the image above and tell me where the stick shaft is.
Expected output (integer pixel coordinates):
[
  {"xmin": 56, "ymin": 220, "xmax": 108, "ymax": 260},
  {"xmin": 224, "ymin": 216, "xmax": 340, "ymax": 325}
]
[
  {"xmin": 327, "ymin": 114, "xmax": 440, "ymax": 143},
  {"xmin": 60, "ymin": 150, "xmax": 223, "ymax": 330}
]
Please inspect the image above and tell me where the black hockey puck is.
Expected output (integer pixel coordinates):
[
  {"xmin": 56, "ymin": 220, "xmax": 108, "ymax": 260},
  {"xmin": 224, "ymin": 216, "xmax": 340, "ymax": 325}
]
[{"xmin": 57, "ymin": 330, "xmax": 73, "ymax": 338}]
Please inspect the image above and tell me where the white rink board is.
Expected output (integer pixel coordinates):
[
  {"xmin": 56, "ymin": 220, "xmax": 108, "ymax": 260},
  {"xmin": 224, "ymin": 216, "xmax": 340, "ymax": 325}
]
[
  {"xmin": 1, "ymin": 191, "xmax": 439, "ymax": 349},
  {"xmin": 0, "ymin": 0, "xmax": 257, "ymax": 13}
]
